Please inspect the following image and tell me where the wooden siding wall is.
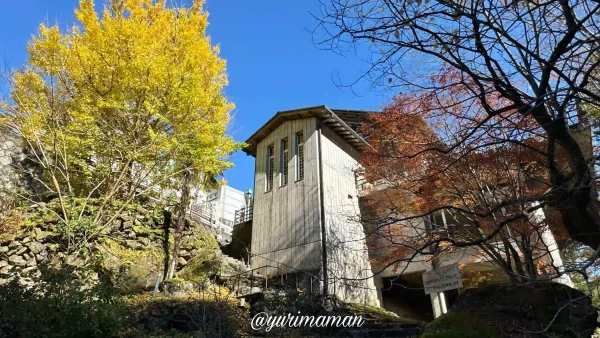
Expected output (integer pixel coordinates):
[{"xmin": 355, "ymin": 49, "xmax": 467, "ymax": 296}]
[
  {"xmin": 251, "ymin": 118, "xmax": 322, "ymax": 276},
  {"xmin": 320, "ymin": 126, "xmax": 380, "ymax": 307}
]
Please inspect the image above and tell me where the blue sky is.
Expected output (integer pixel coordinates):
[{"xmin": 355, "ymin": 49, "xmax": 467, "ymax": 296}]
[{"xmin": 0, "ymin": 0, "xmax": 393, "ymax": 192}]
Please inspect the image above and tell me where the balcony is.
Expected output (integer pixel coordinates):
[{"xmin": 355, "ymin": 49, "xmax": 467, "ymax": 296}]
[{"xmin": 234, "ymin": 205, "xmax": 253, "ymax": 225}]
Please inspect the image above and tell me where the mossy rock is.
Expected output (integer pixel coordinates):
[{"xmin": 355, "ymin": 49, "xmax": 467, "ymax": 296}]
[
  {"xmin": 177, "ymin": 249, "xmax": 221, "ymax": 285},
  {"xmin": 421, "ymin": 312, "xmax": 499, "ymax": 338},
  {"xmin": 0, "ymin": 232, "xmax": 17, "ymax": 245},
  {"xmin": 98, "ymin": 238, "xmax": 165, "ymax": 294},
  {"xmin": 180, "ymin": 220, "xmax": 218, "ymax": 251},
  {"xmin": 162, "ymin": 277, "xmax": 187, "ymax": 284},
  {"xmin": 345, "ymin": 302, "xmax": 417, "ymax": 324},
  {"xmin": 423, "ymin": 282, "xmax": 598, "ymax": 337}
]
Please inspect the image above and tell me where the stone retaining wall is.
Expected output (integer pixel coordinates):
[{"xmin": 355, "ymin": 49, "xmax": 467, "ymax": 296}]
[
  {"xmin": 0, "ymin": 127, "xmax": 23, "ymax": 197},
  {"xmin": 0, "ymin": 205, "xmax": 219, "ymax": 290}
]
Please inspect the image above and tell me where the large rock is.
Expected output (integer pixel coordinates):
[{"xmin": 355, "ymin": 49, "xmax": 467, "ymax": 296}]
[
  {"xmin": 123, "ymin": 220, "xmax": 134, "ymax": 230},
  {"xmin": 422, "ymin": 282, "xmax": 598, "ymax": 338},
  {"xmin": 26, "ymin": 241, "xmax": 46, "ymax": 254},
  {"xmin": 220, "ymin": 255, "xmax": 248, "ymax": 276},
  {"xmin": 162, "ymin": 279, "xmax": 194, "ymax": 297},
  {"xmin": 0, "ymin": 265, "xmax": 11, "ymax": 276},
  {"xmin": 35, "ymin": 252, "xmax": 48, "ymax": 263},
  {"xmin": 137, "ymin": 237, "xmax": 151, "ymax": 247},
  {"xmin": 99, "ymin": 243, "xmax": 164, "ymax": 294},
  {"xmin": 66, "ymin": 256, "xmax": 85, "ymax": 268},
  {"xmin": 125, "ymin": 240, "xmax": 142, "ymax": 250},
  {"xmin": 8, "ymin": 255, "xmax": 27, "ymax": 267},
  {"xmin": 33, "ymin": 228, "xmax": 52, "ymax": 240}
]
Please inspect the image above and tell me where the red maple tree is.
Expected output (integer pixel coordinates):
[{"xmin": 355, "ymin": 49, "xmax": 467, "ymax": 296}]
[{"xmin": 358, "ymin": 69, "xmax": 591, "ymax": 282}]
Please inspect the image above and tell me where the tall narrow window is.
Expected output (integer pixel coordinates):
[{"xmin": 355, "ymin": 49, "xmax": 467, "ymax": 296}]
[
  {"xmin": 295, "ymin": 132, "xmax": 304, "ymax": 181},
  {"xmin": 266, "ymin": 144, "xmax": 274, "ymax": 192},
  {"xmin": 280, "ymin": 138, "xmax": 289, "ymax": 186}
]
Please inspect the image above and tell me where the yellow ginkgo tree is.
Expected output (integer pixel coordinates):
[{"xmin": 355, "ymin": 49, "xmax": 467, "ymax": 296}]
[{"xmin": 1, "ymin": 0, "xmax": 242, "ymax": 274}]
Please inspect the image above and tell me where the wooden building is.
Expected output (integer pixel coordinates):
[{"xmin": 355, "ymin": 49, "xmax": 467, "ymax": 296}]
[{"xmin": 243, "ymin": 106, "xmax": 380, "ymax": 306}]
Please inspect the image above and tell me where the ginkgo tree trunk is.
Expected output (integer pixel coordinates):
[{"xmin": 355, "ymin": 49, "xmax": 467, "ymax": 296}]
[{"xmin": 166, "ymin": 165, "xmax": 193, "ymax": 280}]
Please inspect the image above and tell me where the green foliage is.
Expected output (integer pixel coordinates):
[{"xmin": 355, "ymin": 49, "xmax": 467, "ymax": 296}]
[
  {"xmin": 563, "ymin": 241, "xmax": 600, "ymax": 307},
  {"xmin": 0, "ymin": 264, "xmax": 124, "ymax": 338},
  {"xmin": 0, "ymin": 264, "xmax": 250, "ymax": 338},
  {"xmin": 421, "ymin": 312, "xmax": 500, "ymax": 338},
  {"xmin": 120, "ymin": 292, "xmax": 249, "ymax": 338}
]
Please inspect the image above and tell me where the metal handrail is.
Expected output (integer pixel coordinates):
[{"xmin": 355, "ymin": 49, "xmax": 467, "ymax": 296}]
[{"xmin": 223, "ymin": 264, "xmax": 282, "ymax": 296}]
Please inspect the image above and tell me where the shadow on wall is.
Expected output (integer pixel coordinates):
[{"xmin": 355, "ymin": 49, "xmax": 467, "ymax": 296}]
[
  {"xmin": 325, "ymin": 214, "xmax": 380, "ymax": 307},
  {"xmin": 252, "ymin": 187, "xmax": 323, "ymax": 277}
]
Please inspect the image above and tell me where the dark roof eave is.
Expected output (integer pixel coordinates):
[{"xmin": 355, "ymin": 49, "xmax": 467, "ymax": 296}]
[{"xmin": 243, "ymin": 105, "xmax": 369, "ymax": 157}]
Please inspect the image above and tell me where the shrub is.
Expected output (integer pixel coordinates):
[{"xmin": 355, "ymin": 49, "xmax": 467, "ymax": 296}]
[
  {"xmin": 0, "ymin": 264, "xmax": 125, "ymax": 338},
  {"xmin": 120, "ymin": 290, "xmax": 250, "ymax": 338}
]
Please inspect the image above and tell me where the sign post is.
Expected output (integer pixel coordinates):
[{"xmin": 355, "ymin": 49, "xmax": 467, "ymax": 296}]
[
  {"xmin": 423, "ymin": 263, "xmax": 463, "ymax": 318},
  {"xmin": 422, "ymin": 264, "xmax": 463, "ymax": 295}
]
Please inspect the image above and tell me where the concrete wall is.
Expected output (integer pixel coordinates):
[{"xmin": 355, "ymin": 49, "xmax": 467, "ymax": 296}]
[
  {"xmin": 320, "ymin": 126, "xmax": 380, "ymax": 306},
  {"xmin": 189, "ymin": 185, "xmax": 247, "ymax": 240},
  {"xmin": 250, "ymin": 118, "xmax": 322, "ymax": 276},
  {"xmin": 219, "ymin": 185, "xmax": 247, "ymax": 226}
]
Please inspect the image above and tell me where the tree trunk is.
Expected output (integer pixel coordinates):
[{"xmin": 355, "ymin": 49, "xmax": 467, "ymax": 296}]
[
  {"xmin": 162, "ymin": 210, "xmax": 172, "ymax": 278},
  {"xmin": 166, "ymin": 166, "xmax": 193, "ymax": 279},
  {"xmin": 532, "ymin": 105, "xmax": 599, "ymax": 249}
]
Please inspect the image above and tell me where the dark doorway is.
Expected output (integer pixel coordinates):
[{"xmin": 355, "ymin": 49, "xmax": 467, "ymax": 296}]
[
  {"xmin": 380, "ymin": 273, "xmax": 434, "ymax": 323},
  {"xmin": 444, "ymin": 288, "xmax": 460, "ymax": 310}
]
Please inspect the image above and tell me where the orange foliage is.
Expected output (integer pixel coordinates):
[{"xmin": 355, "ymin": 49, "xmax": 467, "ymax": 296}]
[{"xmin": 360, "ymin": 67, "xmax": 564, "ymax": 270}]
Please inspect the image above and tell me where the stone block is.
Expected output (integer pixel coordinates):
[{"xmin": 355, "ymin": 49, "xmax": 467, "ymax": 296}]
[
  {"xmin": 26, "ymin": 241, "xmax": 46, "ymax": 254},
  {"xmin": 8, "ymin": 255, "xmax": 27, "ymax": 267},
  {"xmin": 14, "ymin": 246, "xmax": 27, "ymax": 256},
  {"xmin": 162, "ymin": 280, "xmax": 194, "ymax": 297}
]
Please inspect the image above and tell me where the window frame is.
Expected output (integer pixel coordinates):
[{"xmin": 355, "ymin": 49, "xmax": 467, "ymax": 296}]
[
  {"xmin": 266, "ymin": 144, "xmax": 275, "ymax": 192},
  {"xmin": 280, "ymin": 138, "xmax": 289, "ymax": 187},
  {"xmin": 295, "ymin": 131, "xmax": 304, "ymax": 182}
]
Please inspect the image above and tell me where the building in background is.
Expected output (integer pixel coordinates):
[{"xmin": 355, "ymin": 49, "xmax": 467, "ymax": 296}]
[{"xmin": 189, "ymin": 185, "xmax": 251, "ymax": 244}]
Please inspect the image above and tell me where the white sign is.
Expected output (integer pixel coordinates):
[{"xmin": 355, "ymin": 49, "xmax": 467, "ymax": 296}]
[
  {"xmin": 206, "ymin": 190, "xmax": 220, "ymax": 202},
  {"xmin": 422, "ymin": 264, "xmax": 463, "ymax": 295}
]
